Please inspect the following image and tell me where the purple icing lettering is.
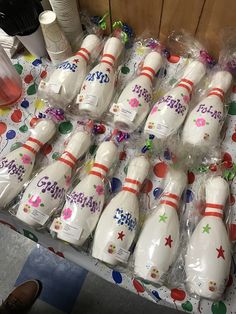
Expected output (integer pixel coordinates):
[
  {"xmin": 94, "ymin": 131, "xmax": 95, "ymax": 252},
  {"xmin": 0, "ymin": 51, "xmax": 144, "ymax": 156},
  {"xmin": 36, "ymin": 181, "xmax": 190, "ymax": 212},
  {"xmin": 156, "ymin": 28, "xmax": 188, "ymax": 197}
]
[
  {"xmin": 196, "ymin": 103, "xmax": 222, "ymax": 120},
  {"xmin": 37, "ymin": 176, "xmax": 65, "ymax": 200},
  {"xmin": 68, "ymin": 191, "xmax": 101, "ymax": 213},
  {"xmin": 0, "ymin": 157, "xmax": 26, "ymax": 181}
]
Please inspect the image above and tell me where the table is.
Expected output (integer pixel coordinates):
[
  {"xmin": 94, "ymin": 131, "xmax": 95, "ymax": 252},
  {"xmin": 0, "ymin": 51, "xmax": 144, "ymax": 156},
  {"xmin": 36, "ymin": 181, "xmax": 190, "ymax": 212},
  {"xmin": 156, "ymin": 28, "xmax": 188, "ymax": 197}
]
[{"xmin": 0, "ymin": 48, "xmax": 236, "ymax": 313}]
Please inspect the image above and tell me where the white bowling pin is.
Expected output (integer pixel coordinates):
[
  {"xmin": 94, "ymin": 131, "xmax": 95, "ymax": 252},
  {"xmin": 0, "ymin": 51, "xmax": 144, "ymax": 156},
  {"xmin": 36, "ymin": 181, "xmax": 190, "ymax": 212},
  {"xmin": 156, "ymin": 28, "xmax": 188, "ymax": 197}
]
[
  {"xmin": 92, "ymin": 156, "xmax": 150, "ymax": 265},
  {"xmin": 38, "ymin": 34, "xmax": 101, "ymax": 107},
  {"xmin": 111, "ymin": 51, "xmax": 162, "ymax": 132},
  {"xmin": 185, "ymin": 176, "xmax": 231, "ymax": 300},
  {"xmin": 16, "ymin": 131, "xmax": 91, "ymax": 227},
  {"xmin": 0, "ymin": 119, "xmax": 56, "ymax": 209},
  {"xmin": 55, "ymin": 141, "xmax": 118, "ymax": 245},
  {"xmin": 182, "ymin": 71, "xmax": 232, "ymax": 147},
  {"xmin": 134, "ymin": 168, "xmax": 187, "ymax": 283},
  {"xmin": 144, "ymin": 60, "xmax": 206, "ymax": 138},
  {"xmin": 76, "ymin": 37, "xmax": 123, "ymax": 119}
]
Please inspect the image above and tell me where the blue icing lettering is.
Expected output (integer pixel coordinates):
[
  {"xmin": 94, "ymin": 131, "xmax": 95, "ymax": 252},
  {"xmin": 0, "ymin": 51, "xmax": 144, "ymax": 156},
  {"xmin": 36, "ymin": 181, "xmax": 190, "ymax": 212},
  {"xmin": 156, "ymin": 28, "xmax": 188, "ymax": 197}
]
[
  {"xmin": 86, "ymin": 71, "xmax": 110, "ymax": 84},
  {"xmin": 113, "ymin": 208, "xmax": 137, "ymax": 232},
  {"xmin": 57, "ymin": 61, "xmax": 78, "ymax": 72}
]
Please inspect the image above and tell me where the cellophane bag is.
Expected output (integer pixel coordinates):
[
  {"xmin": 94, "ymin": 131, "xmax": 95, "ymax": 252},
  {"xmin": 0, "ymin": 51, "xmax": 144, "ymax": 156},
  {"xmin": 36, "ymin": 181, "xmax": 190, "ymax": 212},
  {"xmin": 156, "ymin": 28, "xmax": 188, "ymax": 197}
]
[
  {"xmin": 107, "ymin": 36, "xmax": 167, "ymax": 134},
  {"xmin": 178, "ymin": 31, "xmax": 236, "ymax": 168},
  {"xmin": 129, "ymin": 164, "xmax": 187, "ymax": 286},
  {"xmin": 49, "ymin": 129, "xmax": 124, "ymax": 249},
  {"xmin": 168, "ymin": 169, "xmax": 233, "ymax": 301},
  {"xmin": 37, "ymin": 32, "xmax": 103, "ymax": 110},
  {"xmin": 0, "ymin": 118, "xmax": 56, "ymax": 210},
  {"xmin": 70, "ymin": 33, "xmax": 125, "ymax": 120},
  {"xmin": 143, "ymin": 31, "xmax": 214, "ymax": 154},
  {"xmin": 9, "ymin": 120, "xmax": 94, "ymax": 230}
]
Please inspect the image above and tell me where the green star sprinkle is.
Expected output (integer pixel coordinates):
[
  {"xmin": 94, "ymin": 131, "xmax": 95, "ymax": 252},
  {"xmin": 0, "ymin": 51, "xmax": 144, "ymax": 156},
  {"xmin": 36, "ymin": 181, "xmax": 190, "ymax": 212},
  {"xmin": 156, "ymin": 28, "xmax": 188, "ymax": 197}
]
[
  {"xmin": 159, "ymin": 214, "xmax": 168, "ymax": 222},
  {"xmin": 202, "ymin": 224, "xmax": 211, "ymax": 234}
]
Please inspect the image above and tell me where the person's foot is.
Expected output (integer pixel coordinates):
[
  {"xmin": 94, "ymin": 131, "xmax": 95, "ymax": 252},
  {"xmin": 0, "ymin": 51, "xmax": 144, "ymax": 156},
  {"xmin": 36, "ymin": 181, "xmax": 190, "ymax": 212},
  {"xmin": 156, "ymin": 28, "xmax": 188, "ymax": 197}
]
[{"xmin": 1, "ymin": 279, "xmax": 41, "ymax": 313}]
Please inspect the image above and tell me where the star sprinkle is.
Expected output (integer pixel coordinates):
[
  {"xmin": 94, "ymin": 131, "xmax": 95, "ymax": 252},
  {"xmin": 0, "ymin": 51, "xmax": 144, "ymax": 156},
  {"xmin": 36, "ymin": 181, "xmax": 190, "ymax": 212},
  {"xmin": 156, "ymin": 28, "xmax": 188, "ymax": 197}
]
[
  {"xmin": 159, "ymin": 214, "xmax": 168, "ymax": 222},
  {"xmin": 202, "ymin": 224, "xmax": 211, "ymax": 234},
  {"xmin": 117, "ymin": 231, "xmax": 125, "ymax": 241},
  {"xmin": 73, "ymin": 59, "xmax": 79, "ymax": 63},
  {"xmin": 216, "ymin": 245, "xmax": 225, "ymax": 259},
  {"xmin": 165, "ymin": 235, "xmax": 173, "ymax": 248}
]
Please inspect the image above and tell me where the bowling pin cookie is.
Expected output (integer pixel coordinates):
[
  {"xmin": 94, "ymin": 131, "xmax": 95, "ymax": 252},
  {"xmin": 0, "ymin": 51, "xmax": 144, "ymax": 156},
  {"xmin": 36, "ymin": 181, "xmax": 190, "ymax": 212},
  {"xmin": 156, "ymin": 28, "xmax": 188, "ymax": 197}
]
[
  {"xmin": 144, "ymin": 60, "xmax": 206, "ymax": 139},
  {"xmin": 110, "ymin": 51, "xmax": 162, "ymax": 132},
  {"xmin": 16, "ymin": 131, "xmax": 91, "ymax": 227},
  {"xmin": 0, "ymin": 119, "xmax": 56, "ymax": 209},
  {"xmin": 182, "ymin": 70, "xmax": 232, "ymax": 147},
  {"xmin": 134, "ymin": 167, "xmax": 187, "ymax": 283},
  {"xmin": 92, "ymin": 156, "xmax": 150, "ymax": 266},
  {"xmin": 76, "ymin": 37, "xmax": 123, "ymax": 119},
  {"xmin": 50, "ymin": 141, "xmax": 118, "ymax": 246},
  {"xmin": 185, "ymin": 176, "xmax": 231, "ymax": 300},
  {"xmin": 38, "ymin": 34, "xmax": 101, "ymax": 108}
]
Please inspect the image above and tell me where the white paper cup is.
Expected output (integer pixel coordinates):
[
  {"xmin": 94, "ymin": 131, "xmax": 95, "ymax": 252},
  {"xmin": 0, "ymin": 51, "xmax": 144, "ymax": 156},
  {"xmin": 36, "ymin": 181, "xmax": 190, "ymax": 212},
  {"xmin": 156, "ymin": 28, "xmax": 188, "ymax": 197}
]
[
  {"xmin": 47, "ymin": 46, "xmax": 72, "ymax": 64},
  {"xmin": 16, "ymin": 26, "xmax": 47, "ymax": 58},
  {"xmin": 39, "ymin": 10, "xmax": 72, "ymax": 55},
  {"xmin": 49, "ymin": 0, "xmax": 82, "ymax": 50}
]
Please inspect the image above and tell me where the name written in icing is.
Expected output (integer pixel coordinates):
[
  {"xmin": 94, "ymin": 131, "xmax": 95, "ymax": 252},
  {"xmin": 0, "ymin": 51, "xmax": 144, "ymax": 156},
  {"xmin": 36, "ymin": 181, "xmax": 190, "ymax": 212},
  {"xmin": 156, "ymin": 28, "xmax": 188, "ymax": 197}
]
[
  {"xmin": 86, "ymin": 71, "xmax": 110, "ymax": 84},
  {"xmin": 113, "ymin": 208, "xmax": 137, "ymax": 232},
  {"xmin": 67, "ymin": 191, "xmax": 101, "ymax": 213},
  {"xmin": 196, "ymin": 104, "xmax": 223, "ymax": 121},
  {"xmin": 57, "ymin": 61, "xmax": 77, "ymax": 72},
  {"xmin": 132, "ymin": 84, "xmax": 152, "ymax": 103},
  {"xmin": 157, "ymin": 95, "xmax": 187, "ymax": 116},
  {"xmin": 37, "ymin": 176, "xmax": 65, "ymax": 200},
  {"xmin": 0, "ymin": 157, "xmax": 25, "ymax": 181}
]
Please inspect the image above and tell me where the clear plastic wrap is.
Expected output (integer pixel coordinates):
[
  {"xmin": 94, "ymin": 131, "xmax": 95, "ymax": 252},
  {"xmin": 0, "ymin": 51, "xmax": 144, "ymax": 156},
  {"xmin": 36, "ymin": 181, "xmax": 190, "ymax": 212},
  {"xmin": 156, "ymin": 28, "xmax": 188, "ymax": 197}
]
[
  {"xmin": 133, "ymin": 166, "xmax": 187, "ymax": 285},
  {"xmin": 181, "ymin": 34, "xmax": 236, "ymax": 159},
  {"xmin": 11, "ymin": 122, "xmax": 93, "ymax": 228},
  {"xmin": 73, "ymin": 36, "xmax": 124, "ymax": 119},
  {"xmin": 144, "ymin": 31, "xmax": 210, "ymax": 140},
  {"xmin": 115, "ymin": 38, "xmax": 162, "ymax": 92},
  {"xmin": 50, "ymin": 136, "xmax": 121, "ymax": 246},
  {"xmin": 0, "ymin": 118, "xmax": 56, "ymax": 210},
  {"xmin": 37, "ymin": 33, "xmax": 103, "ymax": 109},
  {"xmin": 91, "ymin": 154, "xmax": 150, "ymax": 266},
  {"xmin": 108, "ymin": 41, "xmax": 164, "ymax": 133},
  {"xmin": 184, "ymin": 175, "xmax": 232, "ymax": 301}
]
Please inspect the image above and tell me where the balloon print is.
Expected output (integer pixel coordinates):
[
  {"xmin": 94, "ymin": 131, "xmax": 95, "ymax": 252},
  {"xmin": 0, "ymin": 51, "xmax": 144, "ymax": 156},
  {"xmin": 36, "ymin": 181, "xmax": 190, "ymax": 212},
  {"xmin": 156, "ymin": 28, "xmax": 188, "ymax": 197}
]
[
  {"xmin": 132, "ymin": 279, "xmax": 145, "ymax": 294},
  {"xmin": 112, "ymin": 270, "xmax": 122, "ymax": 284},
  {"xmin": 0, "ymin": 122, "xmax": 7, "ymax": 135},
  {"xmin": 153, "ymin": 162, "xmax": 168, "ymax": 178}
]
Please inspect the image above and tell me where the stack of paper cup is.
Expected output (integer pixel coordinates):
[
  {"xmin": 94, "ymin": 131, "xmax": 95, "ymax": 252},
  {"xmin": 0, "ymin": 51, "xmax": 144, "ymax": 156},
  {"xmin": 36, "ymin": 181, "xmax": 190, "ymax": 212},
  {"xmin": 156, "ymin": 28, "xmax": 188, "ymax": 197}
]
[
  {"xmin": 48, "ymin": 0, "xmax": 83, "ymax": 51},
  {"xmin": 39, "ymin": 10, "xmax": 72, "ymax": 64}
]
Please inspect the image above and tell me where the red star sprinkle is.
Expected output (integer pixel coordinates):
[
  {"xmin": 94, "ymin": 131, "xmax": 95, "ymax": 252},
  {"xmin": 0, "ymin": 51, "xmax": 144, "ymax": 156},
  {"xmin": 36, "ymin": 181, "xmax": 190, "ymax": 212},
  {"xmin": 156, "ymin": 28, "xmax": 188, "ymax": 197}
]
[
  {"xmin": 82, "ymin": 85, "xmax": 86, "ymax": 90},
  {"xmin": 216, "ymin": 245, "xmax": 225, "ymax": 259},
  {"xmin": 106, "ymin": 68, "xmax": 111, "ymax": 73},
  {"xmin": 73, "ymin": 59, "xmax": 79, "ymax": 63},
  {"xmin": 117, "ymin": 231, "xmax": 125, "ymax": 241},
  {"xmin": 165, "ymin": 235, "xmax": 173, "ymax": 248}
]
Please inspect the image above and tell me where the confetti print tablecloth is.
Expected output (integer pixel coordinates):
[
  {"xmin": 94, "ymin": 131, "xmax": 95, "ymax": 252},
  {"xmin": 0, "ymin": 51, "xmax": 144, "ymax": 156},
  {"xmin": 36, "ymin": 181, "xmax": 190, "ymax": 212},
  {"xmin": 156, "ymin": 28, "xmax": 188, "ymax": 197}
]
[{"xmin": 0, "ymin": 49, "xmax": 236, "ymax": 314}]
